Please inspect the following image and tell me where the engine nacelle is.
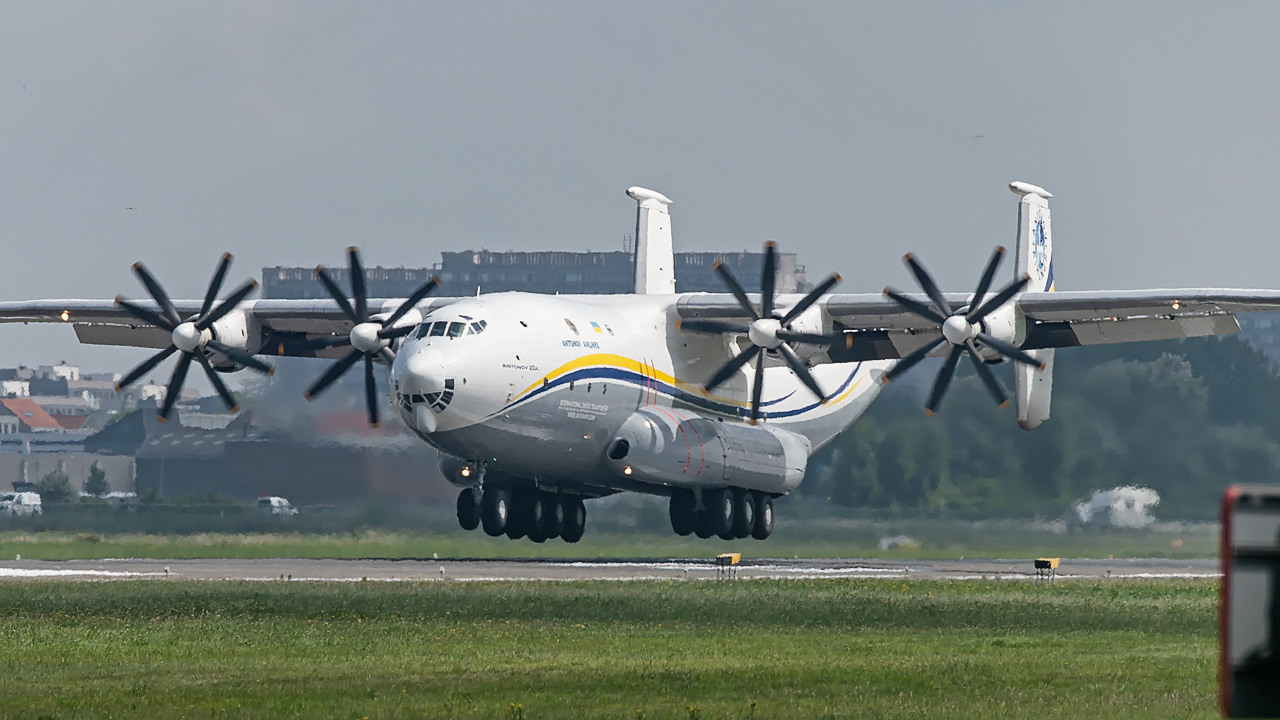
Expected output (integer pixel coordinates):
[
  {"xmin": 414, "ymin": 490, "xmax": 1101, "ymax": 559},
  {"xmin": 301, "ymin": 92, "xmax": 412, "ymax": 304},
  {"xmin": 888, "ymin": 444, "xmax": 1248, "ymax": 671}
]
[
  {"xmin": 207, "ymin": 309, "xmax": 261, "ymax": 370},
  {"xmin": 975, "ymin": 302, "xmax": 1024, "ymax": 363},
  {"xmin": 780, "ymin": 304, "xmax": 827, "ymax": 360},
  {"xmin": 604, "ymin": 409, "xmax": 811, "ymax": 494}
]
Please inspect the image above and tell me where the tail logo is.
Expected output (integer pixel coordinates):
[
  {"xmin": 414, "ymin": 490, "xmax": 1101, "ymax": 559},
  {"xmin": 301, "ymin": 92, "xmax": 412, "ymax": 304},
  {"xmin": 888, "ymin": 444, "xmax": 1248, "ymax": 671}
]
[{"xmin": 1032, "ymin": 214, "xmax": 1049, "ymax": 274}]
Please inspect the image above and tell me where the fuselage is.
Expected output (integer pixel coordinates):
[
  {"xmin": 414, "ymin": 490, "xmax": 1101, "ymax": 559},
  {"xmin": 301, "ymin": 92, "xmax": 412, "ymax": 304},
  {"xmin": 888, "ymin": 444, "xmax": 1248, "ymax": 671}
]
[{"xmin": 386, "ymin": 292, "xmax": 889, "ymax": 497}]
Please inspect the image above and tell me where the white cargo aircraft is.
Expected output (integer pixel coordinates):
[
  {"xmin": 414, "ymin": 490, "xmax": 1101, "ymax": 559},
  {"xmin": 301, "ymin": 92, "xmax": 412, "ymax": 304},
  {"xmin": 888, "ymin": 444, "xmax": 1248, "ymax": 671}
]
[{"xmin": 3, "ymin": 182, "xmax": 1279, "ymax": 543}]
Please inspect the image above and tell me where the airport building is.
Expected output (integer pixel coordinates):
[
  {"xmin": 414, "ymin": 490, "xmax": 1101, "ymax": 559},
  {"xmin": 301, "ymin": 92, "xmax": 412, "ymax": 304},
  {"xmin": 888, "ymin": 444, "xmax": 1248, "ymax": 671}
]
[{"xmin": 262, "ymin": 249, "xmax": 807, "ymax": 298}]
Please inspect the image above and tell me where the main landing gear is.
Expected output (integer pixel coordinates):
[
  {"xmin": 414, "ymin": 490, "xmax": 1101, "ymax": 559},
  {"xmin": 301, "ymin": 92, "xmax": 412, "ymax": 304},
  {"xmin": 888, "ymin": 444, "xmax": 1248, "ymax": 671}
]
[
  {"xmin": 460, "ymin": 487, "xmax": 587, "ymax": 543},
  {"xmin": 669, "ymin": 487, "xmax": 773, "ymax": 540}
]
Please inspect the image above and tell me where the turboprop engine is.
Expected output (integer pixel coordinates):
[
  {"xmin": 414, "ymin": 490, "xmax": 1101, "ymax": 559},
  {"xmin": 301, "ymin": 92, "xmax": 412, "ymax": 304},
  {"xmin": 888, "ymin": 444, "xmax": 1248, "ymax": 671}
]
[{"xmin": 604, "ymin": 408, "xmax": 811, "ymax": 495}]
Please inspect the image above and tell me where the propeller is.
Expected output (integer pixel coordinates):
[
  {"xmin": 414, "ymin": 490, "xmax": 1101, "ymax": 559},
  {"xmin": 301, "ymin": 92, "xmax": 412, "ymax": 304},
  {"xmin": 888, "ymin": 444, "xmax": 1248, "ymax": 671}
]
[
  {"xmin": 677, "ymin": 242, "xmax": 843, "ymax": 425},
  {"xmin": 303, "ymin": 246, "xmax": 440, "ymax": 427},
  {"xmin": 114, "ymin": 253, "xmax": 273, "ymax": 421},
  {"xmin": 880, "ymin": 246, "xmax": 1045, "ymax": 415}
]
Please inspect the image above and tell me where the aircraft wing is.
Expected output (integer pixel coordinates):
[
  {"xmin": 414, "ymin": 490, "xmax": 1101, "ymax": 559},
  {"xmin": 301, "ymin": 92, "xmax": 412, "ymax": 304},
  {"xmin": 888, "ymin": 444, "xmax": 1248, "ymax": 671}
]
[
  {"xmin": 0, "ymin": 297, "xmax": 460, "ymax": 357},
  {"xmin": 676, "ymin": 289, "xmax": 1280, "ymax": 362}
]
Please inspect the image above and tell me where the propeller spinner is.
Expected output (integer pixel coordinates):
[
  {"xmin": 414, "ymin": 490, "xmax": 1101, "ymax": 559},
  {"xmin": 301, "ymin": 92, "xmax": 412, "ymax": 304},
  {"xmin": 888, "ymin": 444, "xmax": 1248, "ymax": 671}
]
[
  {"xmin": 678, "ymin": 242, "xmax": 843, "ymax": 424},
  {"xmin": 302, "ymin": 247, "xmax": 440, "ymax": 427},
  {"xmin": 880, "ymin": 246, "xmax": 1045, "ymax": 415},
  {"xmin": 114, "ymin": 253, "xmax": 273, "ymax": 421}
]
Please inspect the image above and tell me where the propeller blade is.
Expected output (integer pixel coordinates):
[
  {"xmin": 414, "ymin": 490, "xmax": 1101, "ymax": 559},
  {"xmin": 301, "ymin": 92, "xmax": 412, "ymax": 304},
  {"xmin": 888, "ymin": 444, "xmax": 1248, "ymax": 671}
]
[
  {"xmin": 115, "ymin": 297, "xmax": 176, "ymax": 332},
  {"xmin": 779, "ymin": 272, "xmax": 841, "ymax": 326},
  {"xmin": 760, "ymin": 242, "xmax": 777, "ymax": 319},
  {"xmin": 963, "ymin": 339, "xmax": 1008, "ymax": 408},
  {"xmin": 205, "ymin": 339, "xmax": 274, "ymax": 374},
  {"xmin": 903, "ymin": 254, "xmax": 952, "ymax": 319},
  {"xmin": 377, "ymin": 347, "xmax": 396, "ymax": 366},
  {"xmin": 315, "ymin": 267, "xmax": 360, "ymax": 325},
  {"xmin": 775, "ymin": 330, "xmax": 839, "ymax": 345},
  {"xmin": 967, "ymin": 275, "xmax": 1030, "ymax": 323},
  {"xmin": 749, "ymin": 350, "xmax": 766, "ymax": 425},
  {"xmin": 304, "ymin": 348, "xmax": 363, "ymax": 400},
  {"xmin": 200, "ymin": 253, "xmax": 233, "ymax": 318},
  {"xmin": 704, "ymin": 344, "xmax": 761, "ymax": 393},
  {"xmin": 132, "ymin": 262, "xmax": 181, "ymax": 327},
  {"xmin": 195, "ymin": 353, "xmax": 239, "ymax": 412},
  {"xmin": 969, "ymin": 246, "xmax": 1005, "ymax": 313},
  {"xmin": 713, "ymin": 261, "xmax": 759, "ymax": 321},
  {"xmin": 348, "ymin": 247, "xmax": 368, "ymax": 323},
  {"xmin": 924, "ymin": 345, "xmax": 963, "ymax": 415},
  {"xmin": 883, "ymin": 288, "xmax": 946, "ymax": 325},
  {"xmin": 377, "ymin": 324, "xmax": 417, "ymax": 340},
  {"xmin": 382, "ymin": 276, "xmax": 440, "ymax": 327},
  {"xmin": 975, "ymin": 332, "xmax": 1045, "ymax": 369},
  {"xmin": 115, "ymin": 345, "xmax": 179, "ymax": 391},
  {"xmin": 196, "ymin": 279, "xmax": 258, "ymax": 330},
  {"xmin": 881, "ymin": 336, "xmax": 946, "ymax": 384},
  {"xmin": 777, "ymin": 343, "xmax": 825, "ymax": 401},
  {"xmin": 157, "ymin": 353, "xmax": 193, "ymax": 421},
  {"xmin": 677, "ymin": 319, "xmax": 750, "ymax": 335},
  {"xmin": 364, "ymin": 355, "xmax": 380, "ymax": 427}
]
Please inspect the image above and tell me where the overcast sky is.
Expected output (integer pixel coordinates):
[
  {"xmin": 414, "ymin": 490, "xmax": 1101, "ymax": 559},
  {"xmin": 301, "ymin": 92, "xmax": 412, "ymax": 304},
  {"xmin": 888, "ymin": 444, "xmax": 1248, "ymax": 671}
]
[{"xmin": 3, "ymin": 2, "xmax": 1280, "ymax": 375}]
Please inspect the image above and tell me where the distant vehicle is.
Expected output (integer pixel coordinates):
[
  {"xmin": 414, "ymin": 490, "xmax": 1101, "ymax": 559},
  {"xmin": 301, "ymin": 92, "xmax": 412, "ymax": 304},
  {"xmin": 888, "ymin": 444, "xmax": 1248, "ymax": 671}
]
[
  {"xmin": 0, "ymin": 492, "xmax": 43, "ymax": 517},
  {"xmin": 257, "ymin": 496, "xmax": 298, "ymax": 517}
]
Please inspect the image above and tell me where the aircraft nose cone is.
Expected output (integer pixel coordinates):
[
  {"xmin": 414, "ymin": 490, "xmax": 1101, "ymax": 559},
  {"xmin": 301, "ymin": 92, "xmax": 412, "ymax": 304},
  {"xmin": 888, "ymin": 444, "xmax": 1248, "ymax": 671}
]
[{"xmin": 395, "ymin": 349, "xmax": 446, "ymax": 395}]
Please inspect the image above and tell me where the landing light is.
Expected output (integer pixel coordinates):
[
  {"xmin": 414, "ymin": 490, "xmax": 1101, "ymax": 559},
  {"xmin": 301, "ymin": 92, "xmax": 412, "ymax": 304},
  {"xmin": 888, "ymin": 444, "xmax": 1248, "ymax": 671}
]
[
  {"xmin": 1171, "ymin": 300, "xmax": 1181, "ymax": 310},
  {"xmin": 461, "ymin": 466, "xmax": 471, "ymax": 478},
  {"xmin": 60, "ymin": 311, "xmax": 69, "ymax": 322},
  {"xmin": 623, "ymin": 466, "xmax": 633, "ymax": 476}
]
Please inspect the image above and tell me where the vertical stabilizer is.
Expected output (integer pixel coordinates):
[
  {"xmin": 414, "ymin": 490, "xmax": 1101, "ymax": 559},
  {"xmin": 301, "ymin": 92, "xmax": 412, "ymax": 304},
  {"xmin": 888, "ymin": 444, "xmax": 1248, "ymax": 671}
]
[
  {"xmin": 627, "ymin": 187, "xmax": 675, "ymax": 295},
  {"xmin": 1009, "ymin": 181, "xmax": 1054, "ymax": 430}
]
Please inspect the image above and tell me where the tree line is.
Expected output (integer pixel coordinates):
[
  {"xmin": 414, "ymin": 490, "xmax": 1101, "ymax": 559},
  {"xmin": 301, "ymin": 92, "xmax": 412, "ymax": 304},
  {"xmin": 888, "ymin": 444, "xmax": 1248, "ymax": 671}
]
[{"xmin": 802, "ymin": 335, "xmax": 1280, "ymax": 519}]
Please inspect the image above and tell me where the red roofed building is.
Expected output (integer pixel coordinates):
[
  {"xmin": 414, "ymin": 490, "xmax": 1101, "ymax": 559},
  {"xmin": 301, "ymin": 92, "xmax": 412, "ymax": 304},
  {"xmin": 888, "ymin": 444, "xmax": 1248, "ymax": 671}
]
[{"xmin": 0, "ymin": 398, "xmax": 63, "ymax": 432}]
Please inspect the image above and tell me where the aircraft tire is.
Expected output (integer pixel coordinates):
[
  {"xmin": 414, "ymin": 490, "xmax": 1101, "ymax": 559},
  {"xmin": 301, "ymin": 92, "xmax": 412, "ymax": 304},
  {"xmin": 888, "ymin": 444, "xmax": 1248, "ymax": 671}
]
[
  {"xmin": 540, "ymin": 493, "xmax": 564, "ymax": 540},
  {"xmin": 730, "ymin": 489, "xmax": 755, "ymax": 539},
  {"xmin": 669, "ymin": 489, "xmax": 697, "ymax": 536},
  {"xmin": 707, "ymin": 488, "xmax": 735, "ymax": 539},
  {"xmin": 693, "ymin": 511, "xmax": 715, "ymax": 539},
  {"xmin": 456, "ymin": 489, "xmax": 481, "ymax": 531},
  {"xmin": 561, "ymin": 497, "xmax": 586, "ymax": 543},
  {"xmin": 481, "ymin": 486, "xmax": 509, "ymax": 537},
  {"xmin": 751, "ymin": 494, "xmax": 774, "ymax": 540}
]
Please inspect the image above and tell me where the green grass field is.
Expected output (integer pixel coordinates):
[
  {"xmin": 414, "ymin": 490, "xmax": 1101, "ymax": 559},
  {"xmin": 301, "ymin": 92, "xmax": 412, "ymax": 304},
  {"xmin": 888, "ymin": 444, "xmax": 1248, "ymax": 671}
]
[
  {"xmin": 0, "ymin": 519, "xmax": 1218, "ymax": 562},
  {"xmin": 0, "ymin": 578, "xmax": 1218, "ymax": 719}
]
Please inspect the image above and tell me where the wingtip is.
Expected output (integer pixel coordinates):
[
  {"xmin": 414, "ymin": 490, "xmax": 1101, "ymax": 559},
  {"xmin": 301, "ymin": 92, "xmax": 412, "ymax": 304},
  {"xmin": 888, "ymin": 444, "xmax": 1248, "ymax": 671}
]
[
  {"xmin": 113, "ymin": 296, "xmax": 124, "ymax": 307},
  {"xmin": 303, "ymin": 392, "xmax": 314, "ymax": 402},
  {"xmin": 764, "ymin": 240, "xmax": 777, "ymax": 249},
  {"xmin": 902, "ymin": 252, "xmax": 914, "ymax": 263},
  {"xmin": 248, "ymin": 279, "xmax": 260, "ymax": 289},
  {"xmin": 222, "ymin": 252, "xmax": 234, "ymax": 261},
  {"xmin": 1037, "ymin": 363, "xmax": 1048, "ymax": 372},
  {"xmin": 995, "ymin": 245, "xmax": 1006, "ymax": 255},
  {"xmin": 881, "ymin": 286, "xmax": 892, "ymax": 298},
  {"xmin": 113, "ymin": 384, "xmax": 122, "ymax": 394},
  {"xmin": 845, "ymin": 335, "xmax": 854, "ymax": 349},
  {"xmin": 313, "ymin": 265, "xmax": 325, "ymax": 275},
  {"xmin": 230, "ymin": 405, "xmax": 241, "ymax": 414},
  {"xmin": 155, "ymin": 414, "xmax": 169, "ymax": 424},
  {"xmin": 346, "ymin": 245, "xmax": 360, "ymax": 254},
  {"xmin": 131, "ymin": 261, "xmax": 143, "ymax": 271},
  {"xmin": 432, "ymin": 275, "xmax": 441, "ymax": 285},
  {"xmin": 923, "ymin": 408, "xmax": 935, "ymax": 417},
  {"xmin": 880, "ymin": 376, "xmax": 892, "ymax": 385},
  {"xmin": 712, "ymin": 259, "xmax": 723, "ymax": 269},
  {"xmin": 748, "ymin": 418, "xmax": 759, "ymax": 426},
  {"xmin": 832, "ymin": 272, "xmax": 842, "ymax": 283},
  {"xmin": 267, "ymin": 366, "xmax": 277, "ymax": 377},
  {"xmin": 999, "ymin": 399, "xmax": 1010, "ymax": 409}
]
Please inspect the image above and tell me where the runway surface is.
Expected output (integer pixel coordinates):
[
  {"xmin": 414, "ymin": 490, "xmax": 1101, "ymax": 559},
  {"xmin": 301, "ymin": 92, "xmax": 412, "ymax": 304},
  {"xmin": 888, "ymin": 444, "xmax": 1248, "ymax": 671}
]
[{"xmin": 0, "ymin": 556, "xmax": 1220, "ymax": 582}]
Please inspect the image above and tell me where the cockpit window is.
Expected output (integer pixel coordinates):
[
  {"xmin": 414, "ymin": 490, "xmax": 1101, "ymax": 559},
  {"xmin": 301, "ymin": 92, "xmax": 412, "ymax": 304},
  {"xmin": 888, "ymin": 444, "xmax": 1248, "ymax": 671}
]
[
  {"xmin": 469, "ymin": 320, "xmax": 487, "ymax": 334},
  {"xmin": 428, "ymin": 321, "xmax": 447, "ymax": 337},
  {"xmin": 415, "ymin": 318, "xmax": 487, "ymax": 339},
  {"xmin": 447, "ymin": 322, "xmax": 465, "ymax": 338}
]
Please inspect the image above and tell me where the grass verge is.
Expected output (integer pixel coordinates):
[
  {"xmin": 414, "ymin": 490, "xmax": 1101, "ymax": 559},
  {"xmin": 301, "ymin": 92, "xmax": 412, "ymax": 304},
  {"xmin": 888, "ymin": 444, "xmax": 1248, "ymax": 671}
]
[{"xmin": 0, "ymin": 578, "xmax": 1218, "ymax": 719}]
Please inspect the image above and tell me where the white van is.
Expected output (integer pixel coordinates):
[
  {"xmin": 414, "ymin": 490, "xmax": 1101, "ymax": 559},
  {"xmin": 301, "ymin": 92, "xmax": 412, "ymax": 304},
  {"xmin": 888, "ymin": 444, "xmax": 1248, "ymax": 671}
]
[
  {"xmin": 256, "ymin": 496, "xmax": 298, "ymax": 517},
  {"xmin": 0, "ymin": 492, "xmax": 43, "ymax": 517}
]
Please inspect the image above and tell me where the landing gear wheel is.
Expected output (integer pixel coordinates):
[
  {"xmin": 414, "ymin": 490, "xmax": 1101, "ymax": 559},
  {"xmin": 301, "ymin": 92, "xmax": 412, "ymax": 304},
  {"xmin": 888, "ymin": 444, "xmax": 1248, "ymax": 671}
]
[
  {"xmin": 456, "ymin": 489, "xmax": 480, "ymax": 531},
  {"xmin": 513, "ymin": 489, "xmax": 545, "ymax": 542},
  {"xmin": 669, "ymin": 489, "xmax": 696, "ymax": 536},
  {"xmin": 693, "ymin": 511, "xmax": 715, "ymax": 539},
  {"xmin": 540, "ymin": 493, "xmax": 564, "ymax": 540},
  {"xmin": 480, "ymin": 486, "xmax": 509, "ymax": 537},
  {"xmin": 707, "ymin": 488, "xmax": 735, "ymax": 540},
  {"xmin": 560, "ymin": 497, "xmax": 586, "ymax": 543},
  {"xmin": 731, "ymin": 489, "xmax": 755, "ymax": 539},
  {"xmin": 751, "ymin": 493, "xmax": 774, "ymax": 540}
]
